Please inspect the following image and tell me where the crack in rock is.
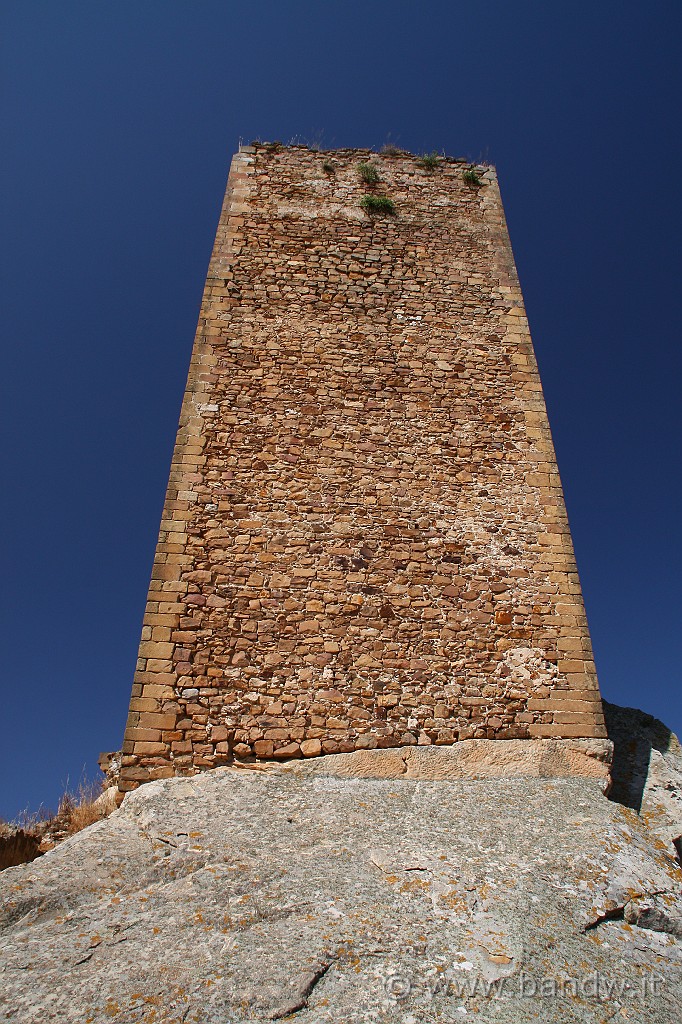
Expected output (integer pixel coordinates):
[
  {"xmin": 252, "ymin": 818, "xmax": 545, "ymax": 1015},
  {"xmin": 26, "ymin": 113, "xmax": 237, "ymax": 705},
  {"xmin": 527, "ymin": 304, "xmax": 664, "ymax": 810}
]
[
  {"xmin": 583, "ymin": 905, "xmax": 626, "ymax": 932},
  {"xmin": 268, "ymin": 961, "xmax": 333, "ymax": 1020}
]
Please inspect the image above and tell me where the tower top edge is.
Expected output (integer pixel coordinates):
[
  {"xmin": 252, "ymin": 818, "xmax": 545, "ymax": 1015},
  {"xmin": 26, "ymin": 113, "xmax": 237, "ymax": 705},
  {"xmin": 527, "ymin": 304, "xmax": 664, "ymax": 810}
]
[{"xmin": 238, "ymin": 141, "xmax": 494, "ymax": 169}]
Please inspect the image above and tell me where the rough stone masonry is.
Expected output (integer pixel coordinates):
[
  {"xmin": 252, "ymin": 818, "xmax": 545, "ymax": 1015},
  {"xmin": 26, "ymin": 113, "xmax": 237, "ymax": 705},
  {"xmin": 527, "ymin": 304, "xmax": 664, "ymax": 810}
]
[{"xmin": 119, "ymin": 144, "xmax": 606, "ymax": 792}]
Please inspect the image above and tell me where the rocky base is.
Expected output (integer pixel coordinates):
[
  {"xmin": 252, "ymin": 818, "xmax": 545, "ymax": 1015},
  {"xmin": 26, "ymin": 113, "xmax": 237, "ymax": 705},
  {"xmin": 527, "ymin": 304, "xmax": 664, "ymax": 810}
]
[
  {"xmin": 118, "ymin": 736, "xmax": 615, "ymax": 797},
  {"xmin": 2, "ymin": 767, "xmax": 681, "ymax": 1022}
]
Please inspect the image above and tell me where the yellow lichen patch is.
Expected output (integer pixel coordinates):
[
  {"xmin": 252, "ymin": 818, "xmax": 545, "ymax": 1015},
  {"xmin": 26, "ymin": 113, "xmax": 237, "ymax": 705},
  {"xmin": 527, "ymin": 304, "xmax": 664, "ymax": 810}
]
[
  {"xmin": 398, "ymin": 876, "xmax": 430, "ymax": 894},
  {"xmin": 439, "ymin": 890, "xmax": 470, "ymax": 912}
]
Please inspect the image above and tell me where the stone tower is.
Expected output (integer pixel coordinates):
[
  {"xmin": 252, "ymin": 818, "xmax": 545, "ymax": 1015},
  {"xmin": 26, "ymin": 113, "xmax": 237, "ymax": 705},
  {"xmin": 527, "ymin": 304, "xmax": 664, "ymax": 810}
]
[{"xmin": 119, "ymin": 144, "xmax": 606, "ymax": 792}]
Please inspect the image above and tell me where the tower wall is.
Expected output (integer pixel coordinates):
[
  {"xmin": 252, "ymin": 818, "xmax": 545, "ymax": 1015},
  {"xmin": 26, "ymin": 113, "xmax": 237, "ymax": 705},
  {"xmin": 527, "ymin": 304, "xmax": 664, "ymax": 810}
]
[{"xmin": 119, "ymin": 145, "xmax": 606, "ymax": 791}]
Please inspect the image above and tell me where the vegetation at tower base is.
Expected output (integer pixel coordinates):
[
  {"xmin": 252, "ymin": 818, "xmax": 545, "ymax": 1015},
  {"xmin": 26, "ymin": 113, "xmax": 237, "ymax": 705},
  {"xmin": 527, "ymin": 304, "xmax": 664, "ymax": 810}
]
[
  {"xmin": 0, "ymin": 777, "xmax": 118, "ymax": 871},
  {"xmin": 119, "ymin": 144, "xmax": 607, "ymax": 793}
]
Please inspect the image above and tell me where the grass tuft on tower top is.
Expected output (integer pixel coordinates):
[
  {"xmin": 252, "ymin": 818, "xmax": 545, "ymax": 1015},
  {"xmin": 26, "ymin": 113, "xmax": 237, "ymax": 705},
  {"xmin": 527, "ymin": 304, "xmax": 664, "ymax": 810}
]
[
  {"xmin": 357, "ymin": 162, "xmax": 380, "ymax": 185},
  {"xmin": 462, "ymin": 167, "xmax": 482, "ymax": 186}
]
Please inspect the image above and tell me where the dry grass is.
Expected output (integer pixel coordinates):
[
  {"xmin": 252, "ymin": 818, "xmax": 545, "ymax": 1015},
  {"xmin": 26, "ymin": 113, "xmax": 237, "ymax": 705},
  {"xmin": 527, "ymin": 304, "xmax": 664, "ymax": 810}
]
[
  {"xmin": 7, "ymin": 778, "xmax": 114, "ymax": 851},
  {"xmin": 57, "ymin": 780, "xmax": 109, "ymax": 836},
  {"xmin": 9, "ymin": 804, "xmax": 53, "ymax": 834},
  {"xmin": 2, "ymin": 774, "xmax": 119, "ymax": 869}
]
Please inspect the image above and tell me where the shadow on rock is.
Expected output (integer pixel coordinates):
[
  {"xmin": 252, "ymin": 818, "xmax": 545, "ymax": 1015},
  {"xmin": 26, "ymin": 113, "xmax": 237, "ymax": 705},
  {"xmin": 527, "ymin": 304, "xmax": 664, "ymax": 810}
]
[
  {"xmin": 604, "ymin": 701, "xmax": 675, "ymax": 811},
  {"xmin": 604, "ymin": 700, "xmax": 682, "ymax": 863}
]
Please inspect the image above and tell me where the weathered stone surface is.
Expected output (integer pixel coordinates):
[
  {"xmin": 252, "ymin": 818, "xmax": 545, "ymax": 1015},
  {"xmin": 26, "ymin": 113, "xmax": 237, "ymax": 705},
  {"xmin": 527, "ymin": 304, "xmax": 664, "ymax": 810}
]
[
  {"xmin": 120, "ymin": 144, "xmax": 606, "ymax": 790},
  {"xmin": 2, "ymin": 767, "xmax": 680, "ymax": 1022},
  {"xmin": 605, "ymin": 701, "xmax": 682, "ymax": 854},
  {"xmin": 92, "ymin": 786, "xmax": 120, "ymax": 816},
  {"xmin": 97, "ymin": 751, "xmax": 122, "ymax": 787},
  {"xmin": 625, "ymin": 894, "xmax": 682, "ymax": 938},
  {"xmin": 274, "ymin": 737, "xmax": 614, "ymax": 789}
]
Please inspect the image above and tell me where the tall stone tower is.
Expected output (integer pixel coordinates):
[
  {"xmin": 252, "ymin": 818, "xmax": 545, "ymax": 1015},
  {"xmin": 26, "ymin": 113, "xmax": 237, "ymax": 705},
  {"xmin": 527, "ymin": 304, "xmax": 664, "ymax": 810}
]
[{"xmin": 119, "ymin": 144, "xmax": 606, "ymax": 792}]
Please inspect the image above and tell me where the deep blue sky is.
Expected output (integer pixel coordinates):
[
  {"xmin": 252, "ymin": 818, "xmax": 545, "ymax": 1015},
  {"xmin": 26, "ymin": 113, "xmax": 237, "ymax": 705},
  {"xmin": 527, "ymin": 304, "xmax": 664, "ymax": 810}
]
[{"xmin": 1, "ymin": 2, "xmax": 680, "ymax": 820}]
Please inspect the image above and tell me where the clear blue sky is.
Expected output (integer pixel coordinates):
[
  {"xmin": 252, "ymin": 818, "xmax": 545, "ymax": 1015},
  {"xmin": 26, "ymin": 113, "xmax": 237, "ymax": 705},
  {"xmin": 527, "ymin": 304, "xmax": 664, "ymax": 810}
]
[{"xmin": 1, "ymin": 1, "xmax": 680, "ymax": 820}]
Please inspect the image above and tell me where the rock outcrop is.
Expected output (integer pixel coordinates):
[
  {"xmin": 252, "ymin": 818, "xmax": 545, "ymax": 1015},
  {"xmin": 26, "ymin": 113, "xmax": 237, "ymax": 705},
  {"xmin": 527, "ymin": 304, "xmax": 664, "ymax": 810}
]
[
  {"xmin": 2, "ymin": 723, "xmax": 682, "ymax": 1023},
  {"xmin": 0, "ymin": 825, "xmax": 41, "ymax": 872},
  {"xmin": 604, "ymin": 701, "xmax": 682, "ymax": 856}
]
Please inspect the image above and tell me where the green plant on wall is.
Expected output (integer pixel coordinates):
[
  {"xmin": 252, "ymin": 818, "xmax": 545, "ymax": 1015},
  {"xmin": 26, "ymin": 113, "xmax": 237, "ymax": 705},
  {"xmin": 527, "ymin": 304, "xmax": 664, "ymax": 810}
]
[
  {"xmin": 462, "ymin": 167, "xmax": 482, "ymax": 186},
  {"xmin": 357, "ymin": 162, "xmax": 380, "ymax": 185},
  {"xmin": 360, "ymin": 194, "xmax": 395, "ymax": 215},
  {"xmin": 416, "ymin": 152, "xmax": 441, "ymax": 170},
  {"xmin": 322, "ymin": 161, "xmax": 335, "ymax": 174}
]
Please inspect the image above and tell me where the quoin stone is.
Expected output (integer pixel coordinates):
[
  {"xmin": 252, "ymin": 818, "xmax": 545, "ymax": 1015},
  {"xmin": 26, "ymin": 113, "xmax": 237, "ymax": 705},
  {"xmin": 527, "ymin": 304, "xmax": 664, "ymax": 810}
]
[{"xmin": 119, "ymin": 144, "xmax": 606, "ymax": 792}]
